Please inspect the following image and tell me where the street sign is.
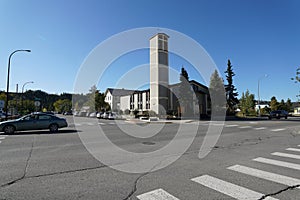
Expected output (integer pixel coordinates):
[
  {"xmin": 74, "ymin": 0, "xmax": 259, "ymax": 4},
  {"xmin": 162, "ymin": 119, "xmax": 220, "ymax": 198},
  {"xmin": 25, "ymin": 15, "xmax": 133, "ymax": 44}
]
[{"xmin": 34, "ymin": 101, "xmax": 41, "ymax": 107}]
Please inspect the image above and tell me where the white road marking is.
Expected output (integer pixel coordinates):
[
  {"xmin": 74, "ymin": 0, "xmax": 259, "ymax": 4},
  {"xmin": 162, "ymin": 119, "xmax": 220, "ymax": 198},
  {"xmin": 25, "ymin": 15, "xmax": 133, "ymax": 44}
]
[
  {"xmin": 228, "ymin": 165, "xmax": 300, "ymax": 187},
  {"xmin": 0, "ymin": 141, "xmax": 1, "ymax": 144},
  {"xmin": 253, "ymin": 157, "xmax": 300, "ymax": 170},
  {"xmin": 137, "ymin": 188, "xmax": 180, "ymax": 200},
  {"xmin": 254, "ymin": 127, "xmax": 266, "ymax": 130},
  {"xmin": 109, "ymin": 122, "xmax": 115, "ymax": 125},
  {"xmin": 271, "ymin": 152, "xmax": 300, "ymax": 160},
  {"xmin": 286, "ymin": 148, "xmax": 300, "ymax": 152},
  {"xmin": 271, "ymin": 128, "xmax": 286, "ymax": 132},
  {"xmin": 74, "ymin": 123, "xmax": 82, "ymax": 126},
  {"xmin": 98, "ymin": 123, "xmax": 105, "ymax": 125},
  {"xmin": 225, "ymin": 124, "xmax": 239, "ymax": 127},
  {"xmin": 87, "ymin": 123, "xmax": 95, "ymax": 126},
  {"xmin": 209, "ymin": 123, "xmax": 224, "ymax": 126},
  {"xmin": 249, "ymin": 122, "xmax": 258, "ymax": 124},
  {"xmin": 0, "ymin": 136, "xmax": 6, "ymax": 140},
  {"xmin": 191, "ymin": 175, "xmax": 278, "ymax": 200},
  {"xmin": 239, "ymin": 126, "xmax": 252, "ymax": 129}
]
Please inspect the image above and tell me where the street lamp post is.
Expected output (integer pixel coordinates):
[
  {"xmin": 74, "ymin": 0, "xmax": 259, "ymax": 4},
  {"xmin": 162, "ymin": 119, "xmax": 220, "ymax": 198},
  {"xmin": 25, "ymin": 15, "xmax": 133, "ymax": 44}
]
[
  {"xmin": 21, "ymin": 81, "xmax": 34, "ymax": 113},
  {"xmin": 5, "ymin": 49, "xmax": 31, "ymax": 120},
  {"xmin": 257, "ymin": 74, "xmax": 268, "ymax": 117}
]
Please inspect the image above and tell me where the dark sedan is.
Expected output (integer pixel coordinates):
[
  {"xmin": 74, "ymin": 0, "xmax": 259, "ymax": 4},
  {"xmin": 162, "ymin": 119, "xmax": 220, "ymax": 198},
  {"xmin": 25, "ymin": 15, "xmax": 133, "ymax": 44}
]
[
  {"xmin": 0, "ymin": 113, "xmax": 68, "ymax": 134},
  {"xmin": 268, "ymin": 110, "xmax": 288, "ymax": 119}
]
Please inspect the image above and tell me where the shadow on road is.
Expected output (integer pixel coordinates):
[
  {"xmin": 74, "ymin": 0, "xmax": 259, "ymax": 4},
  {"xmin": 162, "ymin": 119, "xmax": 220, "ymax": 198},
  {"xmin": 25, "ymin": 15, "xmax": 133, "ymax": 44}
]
[{"xmin": 0, "ymin": 129, "xmax": 78, "ymax": 135}]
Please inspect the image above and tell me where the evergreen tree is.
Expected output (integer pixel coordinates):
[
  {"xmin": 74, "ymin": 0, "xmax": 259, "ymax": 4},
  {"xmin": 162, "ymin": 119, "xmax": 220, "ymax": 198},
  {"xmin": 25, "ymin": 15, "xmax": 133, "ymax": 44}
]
[
  {"xmin": 239, "ymin": 90, "xmax": 255, "ymax": 116},
  {"xmin": 270, "ymin": 96, "xmax": 279, "ymax": 111},
  {"xmin": 209, "ymin": 70, "xmax": 226, "ymax": 117},
  {"xmin": 178, "ymin": 67, "xmax": 193, "ymax": 117},
  {"xmin": 224, "ymin": 59, "xmax": 239, "ymax": 114},
  {"xmin": 286, "ymin": 98, "xmax": 293, "ymax": 112}
]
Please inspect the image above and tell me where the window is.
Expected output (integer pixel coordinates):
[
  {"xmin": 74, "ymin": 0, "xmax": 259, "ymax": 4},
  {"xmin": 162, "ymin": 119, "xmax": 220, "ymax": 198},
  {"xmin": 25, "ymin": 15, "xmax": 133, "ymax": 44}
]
[
  {"xmin": 130, "ymin": 95, "xmax": 134, "ymax": 110},
  {"xmin": 39, "ymin": 115, "xmax": 51, "ymax": 120},
  {"xmin": 158, "ymin": 35, "xmax": 168, "ymax": 51},
  {"xmin": 138, "ymin": 93, "xmax": 143, "ymax": 109}
]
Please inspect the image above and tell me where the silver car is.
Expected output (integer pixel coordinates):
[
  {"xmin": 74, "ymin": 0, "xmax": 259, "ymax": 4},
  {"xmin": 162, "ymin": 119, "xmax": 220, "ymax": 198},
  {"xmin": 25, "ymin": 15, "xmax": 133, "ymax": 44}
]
[{"xmin": 0, "ymin": 113, "xmax": 68, "ymax": 134}]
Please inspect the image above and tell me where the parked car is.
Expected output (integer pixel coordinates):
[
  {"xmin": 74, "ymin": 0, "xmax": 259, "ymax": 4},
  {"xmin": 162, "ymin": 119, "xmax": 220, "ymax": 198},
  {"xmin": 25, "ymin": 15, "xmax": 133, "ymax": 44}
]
[
  {"xmin": 63, "ymin": 111, "xmax": 73, "ymax": 115},
  {"xmin": 96, "ymin": 112, "xmax": 104, "ymax": 119},
  {"xmin": 0, "ymin": 112, "xmax": 68, "ymax": 134},
  {"xmin": 102, "ymin": 112, "xmax": 109, "ymax": 119},
  {"xmin": 89, "ymin": 112, "xmax": 97, "ymax": 118},
  {"xmin": 268, "ymin": 110, "xmax": 288, "ymax": 119},
  {"xmin": 108, "ymin": 112, "xmax": 116, "ymax": 120}
]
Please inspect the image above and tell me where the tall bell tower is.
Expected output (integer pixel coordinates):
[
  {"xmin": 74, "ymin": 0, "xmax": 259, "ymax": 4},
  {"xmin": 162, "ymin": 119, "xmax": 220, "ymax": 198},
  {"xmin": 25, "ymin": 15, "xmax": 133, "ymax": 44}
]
[{"xmin": 149, "ymin": 33, "xmax": 169, "ymax": 115}]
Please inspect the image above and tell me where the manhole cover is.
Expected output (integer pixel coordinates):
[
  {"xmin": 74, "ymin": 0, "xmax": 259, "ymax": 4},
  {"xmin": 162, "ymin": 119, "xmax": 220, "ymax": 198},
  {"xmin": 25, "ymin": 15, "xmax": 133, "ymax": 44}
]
[{"xmin": 142, "ymin": 141, "xmax": 156, "ymax": 145}]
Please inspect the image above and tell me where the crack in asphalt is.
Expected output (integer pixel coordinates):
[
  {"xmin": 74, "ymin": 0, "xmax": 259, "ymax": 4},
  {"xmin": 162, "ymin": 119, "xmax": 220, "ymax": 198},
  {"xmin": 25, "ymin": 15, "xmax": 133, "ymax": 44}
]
[
  {"xmin": 122, "ymin": 172, "xmax": 149, "ymax": 200},
  {"xmin": 122, "ymin": 159, "xmax": 166, "ymax": 200},
  {"xmin": 0, "ymin": 135, "xmax": 107, "ymax": 189},
  {"xmin": 0, "ymin": 165, "xmax": 107, "ymax": 188},
  {"xmin": 0, "ymin": 136, "xmax": 36, "ymax": 188},
  {"xmin": 258, "ymin": 184, "xmax": 300, "ymax": 200}
]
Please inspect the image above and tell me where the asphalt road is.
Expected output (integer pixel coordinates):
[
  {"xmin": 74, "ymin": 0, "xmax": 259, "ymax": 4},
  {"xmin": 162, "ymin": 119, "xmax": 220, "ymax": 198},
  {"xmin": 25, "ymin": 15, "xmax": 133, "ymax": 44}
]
[{"xmin": 0, "ymin": 116, "xmax": 300, "ymax": 200}]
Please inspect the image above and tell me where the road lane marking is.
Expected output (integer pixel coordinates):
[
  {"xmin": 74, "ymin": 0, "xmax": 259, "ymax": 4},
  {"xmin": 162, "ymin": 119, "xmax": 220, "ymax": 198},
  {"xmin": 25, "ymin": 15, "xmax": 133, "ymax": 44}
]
[
  {"xmin": 137, "ymin": 188, "xmax": 180, "ymax": 200},
  {"xmin": 249, "ymin": 122, "xmax": 258, "ymax": 124},
  {"xmin": 271, "ymin": 128, "xmax": 286, "ymax": 132},
  {"xmin": 271, "ymin": 152, "xmax": 300, "ymax": 160},
  {"xmin": 0, "ymin": 136, "xmax": 6, "ymax": 140},
  {"xmin": 0, "ymin": 141, "xmax": 1, "ymax": 144},
  {"xmin": 191, "ymin": 175, "xmax": 278, "ymax": 200},
  {"xmin": 228, "ymin": 165, "xmax": 300, "ymax": 187},
  {"xmin": 225, "ymin": 124, "xmax": 239, "ymax": 127},
  {"xmin": 254, "ymin": 127, "xmax": 266, "ymax": 130},
  {"xmin": 253, "ymin": 157, "xmax": 300, "ymax": 170},
  {"xmin": 87, "ymin": 123, "xmax": 94, "ymax": 126},
  {"xmin": 286, "ymin": 148, "xmax": 300, "ymax": 152},
  {"xmin": 239, "ymin": 126, "xmax": 252, "ymax": 129},
  {"xmin": 74, "ymin": 123, "xmax": 82, "ymax": 126}
]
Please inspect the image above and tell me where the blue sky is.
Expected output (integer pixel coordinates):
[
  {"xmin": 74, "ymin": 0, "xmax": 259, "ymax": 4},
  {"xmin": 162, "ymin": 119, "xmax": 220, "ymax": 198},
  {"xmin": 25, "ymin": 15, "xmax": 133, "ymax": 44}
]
[{"xmin": 0, "ymin": 0, "xmax": 299, "ymax": 101}]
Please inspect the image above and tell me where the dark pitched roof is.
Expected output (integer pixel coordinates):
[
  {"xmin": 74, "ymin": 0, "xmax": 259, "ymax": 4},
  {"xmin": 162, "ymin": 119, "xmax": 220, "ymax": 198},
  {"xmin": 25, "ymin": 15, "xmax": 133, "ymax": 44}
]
[{"xmin": 106, "ymin": 88, "xmax": 136, "ymax": 96}]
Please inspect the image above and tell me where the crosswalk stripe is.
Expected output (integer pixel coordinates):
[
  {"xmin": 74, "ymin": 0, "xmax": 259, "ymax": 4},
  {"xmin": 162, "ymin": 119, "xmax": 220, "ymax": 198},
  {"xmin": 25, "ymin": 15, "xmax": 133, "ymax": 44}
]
[
  {"xmin": 228, "ymin": 165, "xmax": 300, "ymax": 187},
  {"xmin": 254, "ymin": 127, "xmax": 266, "ymax": 130},
  {"xmin": 191, "ymin": 175, "xmax": 278, "ymax": 200},
  {"xmin": 271, "ymin": 128, "xmax": 286, "ymax": 132},
  {"xmin": 239, "ymin": 126, "xmax": 252, "ymax": 129},
  {"xmin": 225, "ymin": 124, "xmax": 238, "ymax": 127},
  {"xmin": 137, "ymin": 188, "xmax": 180, "ymax": 200},
  {"xmin": 271, "ymin": 152, "xmax": 300, "ymax": 160},
  {"xmin": 286, "ymin": 148, "xmax": 300, "ymax": 152},
  {"xmin": 253, "ymin": 157, "xmax": 300, "ymax": 170},
  {"xmin": 0, "ymin": 136, "xmax": 6, "ymax": 140}
]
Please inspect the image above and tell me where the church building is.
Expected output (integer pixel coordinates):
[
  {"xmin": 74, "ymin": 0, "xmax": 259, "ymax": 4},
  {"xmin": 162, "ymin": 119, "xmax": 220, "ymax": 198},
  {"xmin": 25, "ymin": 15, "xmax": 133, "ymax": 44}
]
[{"xmin": 104, "ymin": 33, "xmax": 210, "ymax": 117}]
